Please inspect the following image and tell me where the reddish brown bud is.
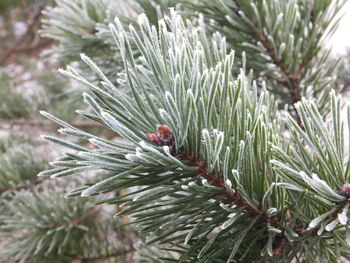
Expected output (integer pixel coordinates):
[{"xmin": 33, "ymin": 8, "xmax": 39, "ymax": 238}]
[
  {"xmin": 156, "ymin": 125, "xmax": 173, "ymax": 144},
  {"xmin": 87, "ymin": 28, "xmax": 98, "ymax": 35},
  {"xmin": 339, "ymin": 183, "xmax": 350, "ymax": 197},
  {"xmin": 147, "ymin": 125, "xmax": 174, "ymax": 149},
  {"xmin": 146, "ymin": 133, "xmax": 162, "ymax": 145}
]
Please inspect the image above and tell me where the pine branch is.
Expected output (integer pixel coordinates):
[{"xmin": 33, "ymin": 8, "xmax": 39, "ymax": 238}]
[
  {"xmin": 151, "ymin": 126, "xmax": 337, "ymax": 261},
  {"xmin": 39, "ymin": 10, "xmax": 350, "ymax": 262},
  {"xmin": 52, "ymin": 206, "xmax": 101, "ymax": 228},
  {"xmin": 177, "ymin": 147, "xmax": 290, "ymax": 261},
  {"xmin": 181, "ymin": 0, "xmax": 343, "ymax": 121},
  {"xmin": 0, "ymin": 1, "xmax": 47, "ymax": 65},
  {"xmin": 177, "ymin": 149, "xmax": 279, "ymax": 224},
  {"xmin": 9, "ymin": 38, "xmax": 54, "ymax": 55},
  {"xmin": 269, "ymin": 200, "xmax": 348, "ymax": 259},
  {"xmin": 0, "ymin": 187, "xmax": 110, "ymax": 262},
  {"xmin": 0, "ymin": 176, "xmax": 49, "ymax": 193},
  {"xmin": 147, "ymin": 126, "xmax": 316, "ymax": 261},
  {"xmin": 230, "ymin": 0, "xmax": 304, "ymax": 126}
]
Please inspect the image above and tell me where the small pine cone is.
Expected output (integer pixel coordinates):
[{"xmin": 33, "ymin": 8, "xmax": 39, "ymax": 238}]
[
  {"xmin": 339, "ymin": 183, "xmax": 350, "ymax": 197},
  {"xmin": 147, "ymin": 125, "xmax": 174, "ymax": 147},
  {"xmin": 156, "ymin": 125, "xmax": 173, "ymax": 144},
  {"xmin": 146, "ymin": 133, "xmax": 162, "ymax": 145}
]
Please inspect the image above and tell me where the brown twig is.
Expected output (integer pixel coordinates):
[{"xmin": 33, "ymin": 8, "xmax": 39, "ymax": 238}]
[
  {"xmin": 0, "ymin": 176, "xmax": 49, "ymax": 193},
  {"xmin": 20, "ymin": 0, "xmax": 29, "ymax": 14},
  {"xmin": 11, "ymin": 37, "xmax": 54, "ymax": 55},
  {"xmin": 258, "ymin": 34, "xmax": 305, "ymax": 127},
  {"xmin": 0, "ymin": 3, "xmax": 46, "ymax": 65},
  {"xmin": 176, "ymin": 150, "xmax": 296, "ymax": 261},
  {"xmin": 147, "ymin": 126, "xmax": 283, "ymax": 260},
  {"xmin": 177, "ymin": 150, "xmax": 279, "ymax": 224},
  {"xmin": 268, "ymin": 201, "xmax": 348, "ymax": 260},
  {"xmin": 52, "ymin": 206, "xmax": 101, "ymax": 228},
  {"xmin": 231, "ymin": 0, "xmax": 307, "ymax": 127},
  {"xmin": 179, "ymin": 148, "xmax": 350, "ymax": 260}
]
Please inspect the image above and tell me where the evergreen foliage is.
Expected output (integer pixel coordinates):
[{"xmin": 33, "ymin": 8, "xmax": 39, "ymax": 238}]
[
  {"xmin": 0, "ymin": 136, "xmax": 139, "ymax": 263},
  {"xmin": 1, "ymin": 0, "xmax": 350, "ymax": 262},
  {"xmin": 180, "ymin": 0, "xmax": 345, "ymax": 118},
  {"xmin": 1, "ymin": 182, "xmax": 139, "ymax": 263},
  {"xmin": 0, "ymin": 72, "xmax": 31, "ymax": 119},
  {"xmin": 0, "ymin": 138, "xmax": 47, "ymax": 192},
  {"xmin": 0, "ymin": 2, "xmax": 139, "ymax": 262},
  {"xmin": 39, "ymin": 9, "xmax": 350, "ymax": 262},
  {"xmin": 41, "ymin": 0, "xmax": 176, "ymax": 82}
]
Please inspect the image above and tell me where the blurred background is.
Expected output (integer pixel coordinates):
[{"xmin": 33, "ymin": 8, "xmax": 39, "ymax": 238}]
[
  {"xmin": 328, "ymin": 0, "xmax": 350, "ymax": 55},
  {"xmin": 0, "ymin": 1, "xmax": 141, "ymax": 262}
]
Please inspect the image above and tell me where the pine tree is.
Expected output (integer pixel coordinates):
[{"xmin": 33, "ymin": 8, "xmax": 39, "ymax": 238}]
[{"xmin": 1, "ymin": 0, "xmax": 350, "ymax": 262}]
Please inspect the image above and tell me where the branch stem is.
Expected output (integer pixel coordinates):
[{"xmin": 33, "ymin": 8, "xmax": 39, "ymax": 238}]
[
  {"xmin": 52, "ymin": 206, "xmax": 101, "ymax": 228},
  {"xmin": 177, "ymin": 148, "xmax": 346, "ymax": 260},
  {"xmin": 0, "ymin": 177, "xmax": 49, "ymax": 193},
  {"xmin": 231, "ymin": 0, "xmax": 305, "ymax": 126}
]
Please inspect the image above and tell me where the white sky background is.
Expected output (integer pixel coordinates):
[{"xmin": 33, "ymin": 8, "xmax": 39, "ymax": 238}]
[
  {"xmin": 329, "ymin": 1, "xmax": 350, "ymax": 54},
  {"xmin": 329, "ymin": 1, "xmax": 350, "ymax": 155}
]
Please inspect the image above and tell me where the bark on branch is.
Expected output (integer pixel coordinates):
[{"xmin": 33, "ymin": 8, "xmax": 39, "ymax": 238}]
[
  {"xmin": 230, "ymin": 0, "xmax": 310, "ymax": 127},
  {"xmin": 0, "ymin": 2, "xmax": 48, "ymax": 65},
  {"xmin": 52, "ymin": 206, "xmax": 101, "ymax": 228}
]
